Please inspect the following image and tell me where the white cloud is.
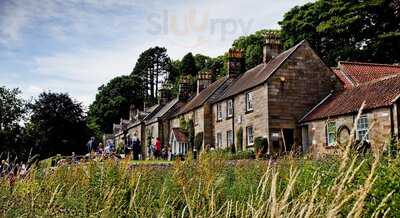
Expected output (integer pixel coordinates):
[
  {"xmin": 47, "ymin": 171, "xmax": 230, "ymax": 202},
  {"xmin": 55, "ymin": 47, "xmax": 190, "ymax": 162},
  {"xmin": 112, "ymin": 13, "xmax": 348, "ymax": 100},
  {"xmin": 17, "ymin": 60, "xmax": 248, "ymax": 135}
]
[{"xmin": 1, "ymin": 0, "xmax": 312, "ymax": 107}]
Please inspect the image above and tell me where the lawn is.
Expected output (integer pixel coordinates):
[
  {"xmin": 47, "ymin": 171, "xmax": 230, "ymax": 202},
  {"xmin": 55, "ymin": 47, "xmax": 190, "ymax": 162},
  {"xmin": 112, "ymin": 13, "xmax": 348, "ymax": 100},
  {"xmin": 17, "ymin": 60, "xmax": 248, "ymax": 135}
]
[{"xmin": 0, "ymin": 151, "xmax": 399, "ymax": 217}]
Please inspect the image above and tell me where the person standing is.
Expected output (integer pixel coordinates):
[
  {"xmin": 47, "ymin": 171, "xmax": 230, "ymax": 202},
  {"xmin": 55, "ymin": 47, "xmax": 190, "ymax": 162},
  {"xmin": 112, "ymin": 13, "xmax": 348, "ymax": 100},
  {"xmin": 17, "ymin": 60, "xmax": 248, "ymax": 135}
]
[
  {"xmin": 154, "ymin": 137, "xmax": 161, "ymax": 159},
  {"xmin": 86, "ymin": 137, "xmax": 95, "ymax": 154},
  {"xmin": 131, "ymin": 132, "xmax": 141, "ymax": 160}
]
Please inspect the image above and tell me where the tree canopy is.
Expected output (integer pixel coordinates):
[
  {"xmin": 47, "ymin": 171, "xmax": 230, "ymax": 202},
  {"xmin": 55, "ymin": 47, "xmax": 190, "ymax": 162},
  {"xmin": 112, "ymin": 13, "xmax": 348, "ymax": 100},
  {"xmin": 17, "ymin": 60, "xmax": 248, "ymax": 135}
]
[
  {"xmin": 180, "ymin": 52, "xmax": 198, "ymax": 76},
  {"xmin": 88, "ymin": 75, "xmax": 145, "ymax": 135},
  {"xmin": 131, "ymin": 46, "xmax": 172, "ymax": 102},
  {"xmin": 0, "ymin": 87, "xmax": 25, "ymax": 130},
  {"xmin": 279, "ymin": 0, "xmax": 400, "ymax": 66},
  {"xmin": 27, "ymin": 92, "xmax": 89, "ymax": 157}
]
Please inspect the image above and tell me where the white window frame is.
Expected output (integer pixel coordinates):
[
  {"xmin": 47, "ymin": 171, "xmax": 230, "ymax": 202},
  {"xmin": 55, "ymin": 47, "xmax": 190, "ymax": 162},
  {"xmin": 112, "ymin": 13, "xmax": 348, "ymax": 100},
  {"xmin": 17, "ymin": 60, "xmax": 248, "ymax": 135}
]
[
  {"xmin": 246, "ymin": 126, "xmax": 254, "ymax": 146},
  {"xmin": 246, "ymin": 92, "xmax": 254, "ymax": 112},
  {"xmin": 357, "ymin": 115, "xmax": 369, "ymax": 141},
  {"xmin": 216, "ymin": 133, "xmax": 222, "ymax": 147},
  {"xmin": 217, "ymin": 103, "xmax": 223, "ymax": 121},
  {"xmin": 327, "ymin": 121, "xmax": 336, "ymax": 147},
  {"xmin": 227, "ymin": 130, "xmax": 233, "ymax": 147},
  {"xmin": 227, "ymin": 99, "xmax": 233, "ymax": 118}
]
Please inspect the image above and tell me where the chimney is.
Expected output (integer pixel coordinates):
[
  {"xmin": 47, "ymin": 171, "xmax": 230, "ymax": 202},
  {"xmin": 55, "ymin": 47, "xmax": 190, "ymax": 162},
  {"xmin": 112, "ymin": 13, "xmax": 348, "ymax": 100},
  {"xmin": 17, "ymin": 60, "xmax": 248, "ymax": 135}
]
[
  {"xmin": 178, "ymin": 75, "xmax": 192, "ymax": 101},
  {"xmin": 228, "ymin": 48, "xmax": 245, "ymax": 77},
  {"xmin": 158, "ymin": 86, "xmax": 172, "ymax": 105},
  {"xmin": 197, "ymin": 71, "xmax": 213, "ymax": 94},
  {"xmin": 263, "ymin": 32, "xmax": 283, "ymax": 63}
]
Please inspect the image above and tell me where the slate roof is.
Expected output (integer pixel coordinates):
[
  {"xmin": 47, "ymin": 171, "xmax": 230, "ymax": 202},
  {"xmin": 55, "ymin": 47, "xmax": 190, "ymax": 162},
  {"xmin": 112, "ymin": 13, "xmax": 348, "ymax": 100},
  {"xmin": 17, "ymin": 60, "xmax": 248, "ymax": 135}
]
[
  {"xmin": 146, "ymin": 98, "xmax": 180, "ymax": 124},
  {"xmin": 172, "ymin": 128, "xmax": 188, "ymax": 143},
  {"xmin": 336, "ymin": 61, "xmax": 400, "ymax": 87},
  {"xmin": 216, "ymin": 40, "xmax": 306, "ymax": 102},
  {"xmin": 300, "ymin": 75, "xmax": 400, "ymax": 122},
  {"xmin": 171, "ymin": 75, "xmax": 232, "ymax": 117}
]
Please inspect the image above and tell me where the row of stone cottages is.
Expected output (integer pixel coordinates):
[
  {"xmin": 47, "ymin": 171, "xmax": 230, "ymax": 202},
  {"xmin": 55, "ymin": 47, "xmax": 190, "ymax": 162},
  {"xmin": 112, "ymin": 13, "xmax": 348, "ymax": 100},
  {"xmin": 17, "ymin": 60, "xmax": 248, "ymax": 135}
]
[{"xmin": 112, "ymin": 36, "xmax": 400, "ymax": 158}]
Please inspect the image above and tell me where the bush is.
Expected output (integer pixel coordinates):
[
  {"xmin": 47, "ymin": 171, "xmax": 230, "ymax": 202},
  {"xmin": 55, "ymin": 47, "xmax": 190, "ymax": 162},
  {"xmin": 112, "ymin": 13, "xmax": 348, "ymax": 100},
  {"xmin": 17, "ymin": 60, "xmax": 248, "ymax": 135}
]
[{"xmin": 194, "ymin": 132, "xmax": 203, "ymax": 150}]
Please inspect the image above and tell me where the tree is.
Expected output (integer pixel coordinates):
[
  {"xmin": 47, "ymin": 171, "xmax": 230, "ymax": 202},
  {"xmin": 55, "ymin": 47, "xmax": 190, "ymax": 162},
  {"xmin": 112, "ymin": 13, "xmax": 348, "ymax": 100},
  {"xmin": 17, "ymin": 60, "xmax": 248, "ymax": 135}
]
[
  {"xmin": 194, "ymin": 54, "xmax": 212, "ymax": 72},
  {"xmin": 279, "ymin": 0, "xmax": 400, "ymax": 66},
  {"xmin": 180, "ymin": 52, "xmax": 198, "ymax": 76},
  {"xmin": 131, "ymin": 47, "xmax": 173, "ymax": 102},
  {"xmin": 0, "ymin": 87, "xmax": 25, "ymax": 130},
  {"xmin": 27, "ymin": 92, "xmax": 89, "ymax": 157},
  {"xmin": 88, "ymin": 75, "xmax": 145, "ymax": 135},
  {"xmin": 0, "ymin": 86, "xmax": 29, "ymax": 159}
]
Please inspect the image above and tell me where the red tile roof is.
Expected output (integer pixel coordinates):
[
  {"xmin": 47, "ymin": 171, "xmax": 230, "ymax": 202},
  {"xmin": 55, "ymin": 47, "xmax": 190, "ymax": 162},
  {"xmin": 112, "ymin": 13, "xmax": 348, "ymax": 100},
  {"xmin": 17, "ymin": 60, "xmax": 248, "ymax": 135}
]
[
  {"xmin": 331, "ymin": 67, "xmax": 354, "ymax": 88},
  {"xmin": 301, "ymin": 75, "xmax": 400, "ymax": 122},
  {"xmin": 172, "ymin": 128, "xmax": 188, "ymax": 143},
  {"xmin": 337, "ymin": 61, "xmax": 400, "ymax": 87}
]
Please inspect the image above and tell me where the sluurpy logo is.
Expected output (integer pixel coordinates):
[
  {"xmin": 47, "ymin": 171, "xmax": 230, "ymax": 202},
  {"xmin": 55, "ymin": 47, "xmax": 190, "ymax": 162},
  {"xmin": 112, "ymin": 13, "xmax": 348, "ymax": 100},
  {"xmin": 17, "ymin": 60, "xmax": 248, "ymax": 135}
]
[{"xmin": 146, "ymin": 8, "xmax": 254, "ymax": 48}]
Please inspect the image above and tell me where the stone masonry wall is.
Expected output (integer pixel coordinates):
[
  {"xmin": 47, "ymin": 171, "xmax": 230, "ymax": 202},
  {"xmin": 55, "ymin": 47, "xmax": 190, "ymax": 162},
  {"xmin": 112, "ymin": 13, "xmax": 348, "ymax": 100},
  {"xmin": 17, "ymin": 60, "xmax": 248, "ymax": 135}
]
[
  {"xmin": 267, "ymin": 42, "xmax": 338, "ymax": 148},
  {"xmin": 306, "ymin": 107, "xmax": 393, "ymax": 157}
]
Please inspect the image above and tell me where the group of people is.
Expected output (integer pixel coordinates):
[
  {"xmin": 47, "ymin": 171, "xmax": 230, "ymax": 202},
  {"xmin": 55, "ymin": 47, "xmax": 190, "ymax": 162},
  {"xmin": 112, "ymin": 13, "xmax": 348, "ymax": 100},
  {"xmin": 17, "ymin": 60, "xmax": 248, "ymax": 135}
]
[
  {"xmin": 86, "ymin": 137, "xmax": 116, "ymax": 156},
  {"xmin": 148, "ymin": 137, "xmax": 172, "ymax": 160}
]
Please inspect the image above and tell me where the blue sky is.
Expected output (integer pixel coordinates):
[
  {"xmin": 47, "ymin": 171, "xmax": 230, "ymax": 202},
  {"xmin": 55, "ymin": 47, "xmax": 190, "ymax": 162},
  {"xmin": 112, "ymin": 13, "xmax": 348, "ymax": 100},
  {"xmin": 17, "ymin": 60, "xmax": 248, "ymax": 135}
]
[{"xmin": 0, "ymin": 0, "xmax": 310, "ymax": 108}]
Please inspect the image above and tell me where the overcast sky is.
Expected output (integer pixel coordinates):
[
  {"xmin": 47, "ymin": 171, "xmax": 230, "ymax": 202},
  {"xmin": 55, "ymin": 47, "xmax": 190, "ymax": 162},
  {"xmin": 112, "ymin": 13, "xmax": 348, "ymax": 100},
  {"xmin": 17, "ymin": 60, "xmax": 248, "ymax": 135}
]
[{"xmin": 0, "ymin": 0, "xmax": 311, "ymax": 108}]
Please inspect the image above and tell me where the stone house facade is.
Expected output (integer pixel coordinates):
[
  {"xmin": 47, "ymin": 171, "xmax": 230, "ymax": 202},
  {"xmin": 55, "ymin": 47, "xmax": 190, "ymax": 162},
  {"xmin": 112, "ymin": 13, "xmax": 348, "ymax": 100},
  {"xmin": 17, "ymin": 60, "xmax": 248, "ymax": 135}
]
[
  {"xmin": 300, "ymin": 63, "xmax": 400, "ymax": 156},
  {"xmin": 113, "ymin": 37, "xmax": 400, "ymax": 158},
  {"xmin": 211, "ymin": 39, "xmax": 337, "ymax": 154}
]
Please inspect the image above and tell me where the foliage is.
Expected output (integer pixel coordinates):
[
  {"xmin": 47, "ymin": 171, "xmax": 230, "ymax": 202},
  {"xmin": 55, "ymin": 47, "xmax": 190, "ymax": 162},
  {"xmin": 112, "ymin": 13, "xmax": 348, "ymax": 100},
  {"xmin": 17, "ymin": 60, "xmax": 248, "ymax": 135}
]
[
  {"xmin": 254, "ymin": 137, "xmax": 268, "ymax": 152},
  {"xmin": 27, "ymin": 92, "xmax": 89, "ymax": 157},
  {"xmin": 2, "ymin": 152, "xmax": 399, "ymax": 216},
  {"xmin": 0, "ymin": 86, "xmax": 25, "ymax": 129},
  {"xmin": 88, "ymin": 75, "xmax": 145, "ymax": 134},
  {"xmin": 0, "ymin": 87, "xmax": 30, "ymax": 159},
  {"xmin": 236, "ymin": 127, "xmax": 243, "ymax": 151},
  {"xmin": 186, "ymin": 119, "xmax": 194, "ymax": 150},
  {"xmin": 180, "ymin": 52, "xmax": 198, "ymax": 76},
  {"xmin": 233, "ymin": 29, "xmax": 279, "ymax": 70},
  {"xmin": 131, "ymin": 46, "xmax": 173, "ymax": 102},
  {"xmin": 279, "ymin": 0, "xmax": 400, "ymax": 66},
  {"xmin": 194, "ymin": 132, "xmax": 203, "ymax": 150}
]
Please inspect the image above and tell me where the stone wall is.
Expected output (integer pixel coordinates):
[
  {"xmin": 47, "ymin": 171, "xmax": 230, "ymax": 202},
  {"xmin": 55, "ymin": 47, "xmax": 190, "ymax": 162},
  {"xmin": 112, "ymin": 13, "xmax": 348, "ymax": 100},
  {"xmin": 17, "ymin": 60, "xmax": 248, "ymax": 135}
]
[
  {"xmin": 212, "ymin": 100, "xmax": 233, "ymax": 149},
  {"xmin": 267, "ymin": 42, "xmax": 338, "ymax": 149},
  {"xmin": 305, "ymin": 107, "xmax": 394, "ymax": 157}
]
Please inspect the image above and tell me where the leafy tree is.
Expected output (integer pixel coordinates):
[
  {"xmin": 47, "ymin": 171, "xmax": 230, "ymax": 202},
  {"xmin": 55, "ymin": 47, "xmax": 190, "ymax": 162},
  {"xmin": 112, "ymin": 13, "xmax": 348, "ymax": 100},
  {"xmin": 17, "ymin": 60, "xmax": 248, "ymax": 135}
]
[
  {"xmin": 180, "ymin": 52, "xmax": 198, "ymax": 76},
  {"xmin": 131, "ymin": 47, "xmax": 172, "ymax": 102},
  {"xmin": 279, "ymin": 0, "xmax": 400, "ymax": 66},
  {"xmin": 0, "ymin": 86, "xmax": 29, "ymax": 159},
  {"xmin": 88, "ymin": 75, "xmax": 145, "ymax": 134},
  {"xmin": 27, "ymin": 92, "xmax": 89, "ymax": 157},
  {"xmin": 0, "ymin": 87, "xmax": 25, "ymax": 130},
  {"xmin": 194, "ymin": 54, "xmax": 212, "ymax": 72}
]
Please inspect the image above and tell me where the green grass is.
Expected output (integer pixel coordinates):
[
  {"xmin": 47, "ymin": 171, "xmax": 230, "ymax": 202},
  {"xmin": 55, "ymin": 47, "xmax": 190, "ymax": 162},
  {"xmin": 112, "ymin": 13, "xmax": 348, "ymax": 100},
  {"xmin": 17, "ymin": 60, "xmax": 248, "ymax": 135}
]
[
  {"xmin": 129, "ymin": 159, "xmax": 172, "ymax": 165},
  {"xmin": 0, "ymin": 151, "xmax": 399, "ymax": 217}
]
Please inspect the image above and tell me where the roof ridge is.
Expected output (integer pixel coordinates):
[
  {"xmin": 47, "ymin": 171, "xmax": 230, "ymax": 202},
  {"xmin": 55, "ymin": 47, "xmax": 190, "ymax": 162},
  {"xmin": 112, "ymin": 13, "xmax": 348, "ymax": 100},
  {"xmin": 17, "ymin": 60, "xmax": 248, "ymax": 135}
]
[
  {"xmin": 356, "ymin": 74, "xmax": 400, "ymax": 86},
  {"xmin": 339, "ymin": 61, "xmax": 400, "ymax": 68}
]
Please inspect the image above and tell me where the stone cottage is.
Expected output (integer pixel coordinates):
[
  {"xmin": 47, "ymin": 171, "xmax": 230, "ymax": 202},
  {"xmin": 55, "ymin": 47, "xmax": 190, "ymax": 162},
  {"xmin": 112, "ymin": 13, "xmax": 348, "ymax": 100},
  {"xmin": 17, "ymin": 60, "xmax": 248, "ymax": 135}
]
[
  {"xmin": 210, "ymin": 38, "xmax": 338, "ymax": 154},
  {"xmin": 300, "ymin": 62, "xmax": 400, "ymax": 156},
  {"xmin": 168, "ymin": 71, "xmax": 236, "ymax": 149}
]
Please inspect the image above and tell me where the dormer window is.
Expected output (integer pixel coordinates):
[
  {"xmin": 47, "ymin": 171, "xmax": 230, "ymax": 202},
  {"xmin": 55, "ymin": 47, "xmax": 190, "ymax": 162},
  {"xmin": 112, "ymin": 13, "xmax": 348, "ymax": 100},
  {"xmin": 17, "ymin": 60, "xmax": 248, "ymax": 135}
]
[
  {"xmin": 246, "ymin": 92, "xmax": 253, "ymax": 112},
  {"xmin": 227, "ymin": 99, "xmax": 233, "ymax": 118}
]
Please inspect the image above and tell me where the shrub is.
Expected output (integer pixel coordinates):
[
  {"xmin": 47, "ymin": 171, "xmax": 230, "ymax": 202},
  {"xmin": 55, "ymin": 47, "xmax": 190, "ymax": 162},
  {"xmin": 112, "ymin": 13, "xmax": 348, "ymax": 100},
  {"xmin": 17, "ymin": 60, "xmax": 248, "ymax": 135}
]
[{"xmin": 194, "ymin": 132, "xmax": 203, "ymax": 150}]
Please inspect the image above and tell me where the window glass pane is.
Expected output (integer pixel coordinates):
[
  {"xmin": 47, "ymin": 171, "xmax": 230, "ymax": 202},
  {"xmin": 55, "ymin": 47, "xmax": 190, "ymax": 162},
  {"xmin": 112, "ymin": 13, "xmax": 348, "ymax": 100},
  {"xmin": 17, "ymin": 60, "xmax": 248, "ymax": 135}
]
[{"xmin": 357, "ymin": 115, "xmax": 368, "ymax": 140}]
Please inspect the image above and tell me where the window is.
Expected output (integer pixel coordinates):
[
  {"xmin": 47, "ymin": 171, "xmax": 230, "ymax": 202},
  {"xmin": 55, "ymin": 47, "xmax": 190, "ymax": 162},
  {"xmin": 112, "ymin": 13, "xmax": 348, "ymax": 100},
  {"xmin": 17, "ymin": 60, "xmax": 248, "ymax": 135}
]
[
  {"xmin": 194, "ymin": 110, "xmax": 198, "ymax": 125},
  {"xmin": 217, "ymin": 103, "xmax": 223, "ymax": 121},
  {"xmin": 357, "ymin": 115, "xmax": 369, "ymax": 141},
  {"xmin": 227, "ymin": 100, "xmax": 233, "ymax": 118},
  {"xmin": 327, "ymin": 122, "xmax": 336, "ymax": 146},
  {"xmin": 246, "ymin": 92, "xmax": 253, "ymax": 112},
  {"xmin": 227, "ymin": 130, "xmax": 233, "ymax": 147},
  {"xmin": 246, "ymin": 126, "xmax": 254, "ymax": 146},
  {"xmin": 216, "ymin": 133, "xmax": 222, "ymax": 147}
]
